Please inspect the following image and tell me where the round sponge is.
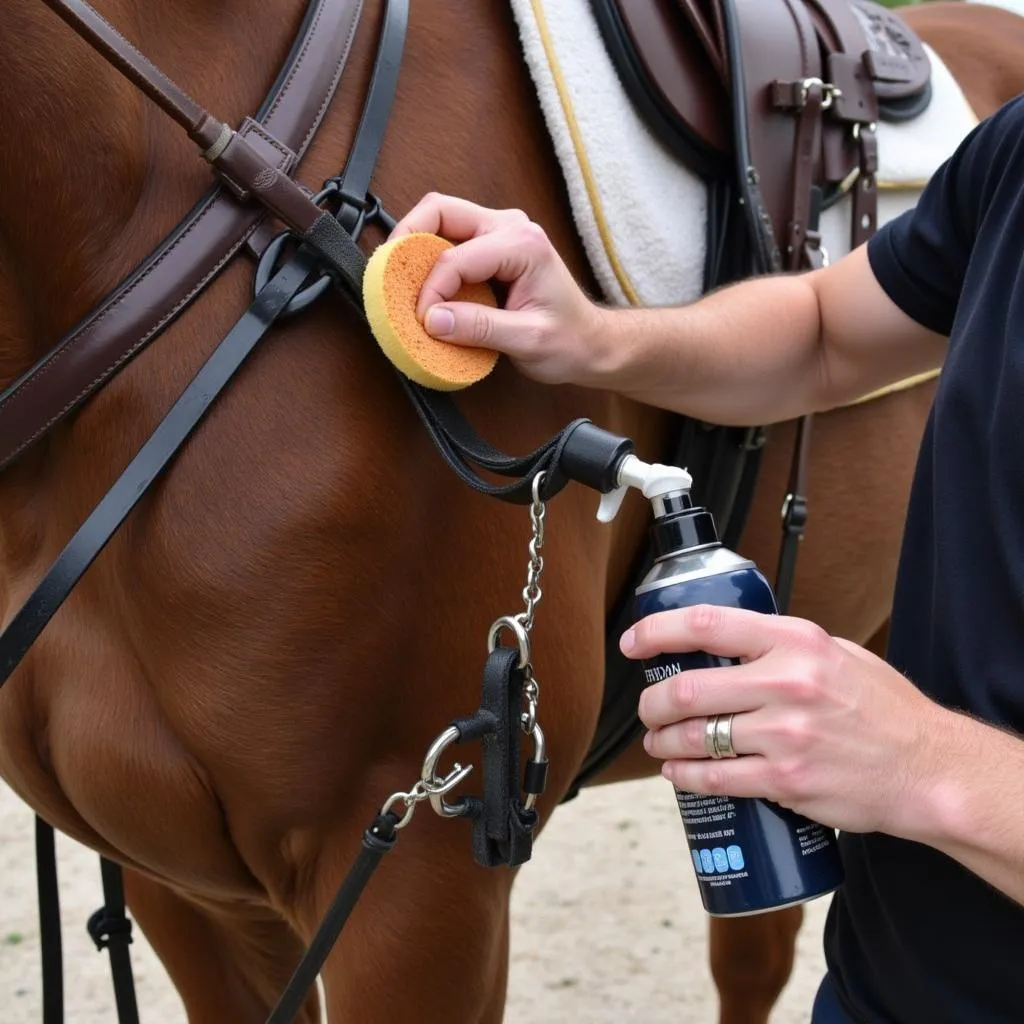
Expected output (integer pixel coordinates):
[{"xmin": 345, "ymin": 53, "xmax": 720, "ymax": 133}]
[{"xmin": 363, "ymin": 232, "xmax": 499, "ymax": 391}]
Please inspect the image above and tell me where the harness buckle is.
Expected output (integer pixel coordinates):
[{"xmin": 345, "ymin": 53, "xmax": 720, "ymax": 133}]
[
  {"xmin": 86, "ymin": 907, "xmax": 134, "ymax": 952},
  {"xmin": 780, "ymin": 492, "xmax": 808, "ymax": 534},
  {"xmin": 420, "ymin": 725, "xmax": 475, "ymax": 820}
]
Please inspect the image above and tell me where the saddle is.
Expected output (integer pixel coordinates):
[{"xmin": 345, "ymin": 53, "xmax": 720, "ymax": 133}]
[{"xmin": 592, "ymin": 0, "xmax": 932, "ymax": 272}]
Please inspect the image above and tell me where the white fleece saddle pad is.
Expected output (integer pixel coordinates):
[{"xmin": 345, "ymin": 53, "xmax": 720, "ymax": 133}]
[{"xmin": 509, "ymin": 0, "xmax": 980, "ymax": 309}]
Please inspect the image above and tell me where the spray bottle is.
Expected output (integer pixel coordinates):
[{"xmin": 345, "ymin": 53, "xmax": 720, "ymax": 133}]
[{"xmin": 597, "ymin": 453, "xmax": 844, "ymax": 916}]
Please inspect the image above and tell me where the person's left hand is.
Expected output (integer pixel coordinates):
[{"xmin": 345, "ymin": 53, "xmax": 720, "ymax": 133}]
[{"xmin": 622, "ymin": 605, "xmax": 952, "ymax": 839}]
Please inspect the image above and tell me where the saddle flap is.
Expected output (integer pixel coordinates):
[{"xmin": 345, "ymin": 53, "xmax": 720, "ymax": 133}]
[{"xmin": 601, "ymin": 0, "xmax": 731, "ymax": 164}]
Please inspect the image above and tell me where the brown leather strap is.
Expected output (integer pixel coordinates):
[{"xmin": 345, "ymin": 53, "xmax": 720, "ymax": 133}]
[
  {"xmin": 677, "ymin": 1, "xmax": 727, "ymax": 82},
  {"xmin": 0, "ymin": 0, "xmax": 363, "ymax": 472},
  {"xmin": 851, "ymin": 121, "xmax": 879, "ymax": 248},
  {"xmin": 41, "ymin": 0, "xmax": 208, "ymax": 134},
  {"xmin": 782, "ymin": 81, "xmax": 824, "ymax": 272},
  {"xmin": 43, "ymin": 0, "xmax": 340, "ymax": 236}
]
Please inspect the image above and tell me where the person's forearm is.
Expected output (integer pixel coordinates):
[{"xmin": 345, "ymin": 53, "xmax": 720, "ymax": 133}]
[
  {"xmin": 589, "ymin": 273, "xmax": 828, "ymax": 425},
  {"xmin": 907, "ymin": 710, "xmax": 1024, "ymax": 906}
]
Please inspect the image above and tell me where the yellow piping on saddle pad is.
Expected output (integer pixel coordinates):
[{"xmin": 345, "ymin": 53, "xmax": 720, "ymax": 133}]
[
  {"xmin": 530, "ymin": 0, "xmax": 642, "ymax": 305},
  {"xmin": 530, "ymin": 0, "xmax": 946, "ymax": 407}
]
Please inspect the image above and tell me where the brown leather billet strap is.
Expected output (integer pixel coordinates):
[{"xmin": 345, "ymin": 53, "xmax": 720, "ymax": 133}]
[
  {"xmin": 784, "ymin": 84, "xmax": 824, "ymax": 273},
  {"xmin": 41, "ymin": 0, "xmax": 206, "ymax": 133},
  {"xmin": 0, "ymin": 0, "xmax": 363, "ymax": 472}
]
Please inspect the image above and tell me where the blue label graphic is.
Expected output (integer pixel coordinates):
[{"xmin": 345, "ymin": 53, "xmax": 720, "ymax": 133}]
[
  {"xmin": 691, "ymin": 850, "xmax": 704, "ymax": 875},
  {"xmin": 699, "ymin": 849, "xmax": 715, "ymax": 873},
  {"xmin": 727, "ymin": 845, "xmax": 745, "ymax": 871},
  {"xmin": 712, "ymin": 848, "xmax": 729, "ymax": 873}
]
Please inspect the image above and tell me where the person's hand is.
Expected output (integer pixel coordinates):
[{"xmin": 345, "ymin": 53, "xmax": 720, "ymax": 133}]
[
  {"xmin": 390, "ymin": 193, "xmax": 610, "ymax": 386},
  {"xmin": 622, "ymin": 605, "xmax": 957, "ymax": 840}
]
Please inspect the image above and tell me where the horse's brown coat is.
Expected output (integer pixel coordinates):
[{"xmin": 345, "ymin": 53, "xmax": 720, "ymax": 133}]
[{"xmin": 0, "ymin": 1, "xmax": 1022, "ymax": 1021}]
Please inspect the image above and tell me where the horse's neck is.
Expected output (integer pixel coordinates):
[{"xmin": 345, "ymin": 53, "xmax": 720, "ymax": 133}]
[{"xmin": 0, "ymin": 0, "xmax": 309, "ymax": 382}]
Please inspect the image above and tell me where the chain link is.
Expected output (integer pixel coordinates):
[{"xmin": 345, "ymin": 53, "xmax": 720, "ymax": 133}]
[
  {"xmin": 516, "ymin": 473, "xmax": 547, "ymax": 734},
  {"xmin": 516, "ymin": 474, "xmax": 547, "ymax": 635}
]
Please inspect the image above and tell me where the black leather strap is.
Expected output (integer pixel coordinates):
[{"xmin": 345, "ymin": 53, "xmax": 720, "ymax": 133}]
[
  {"xmin": 87, "ymin": 859, "xmax": 139, "ymax": 1024},
  {"xmin": 266, "ymin": 813, "xmax": 399, "ymax": 1024},
  {"xmin": 0, "ymin": 248, "xmax": 320, "ymax": 688},
  {"xmin": 35, "ymin": 817, "xmax": 64, "ymax": 1024},
  {"xmin": 451, "ymin": 646, "xmax": 538, "ymax": 869},
  {"xmin": 328, "ymin": 0, "xmax": 408, "ymax": 232}
]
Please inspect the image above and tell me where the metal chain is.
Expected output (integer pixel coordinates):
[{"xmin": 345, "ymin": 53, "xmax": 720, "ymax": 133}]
[
  {"xmin": 516, "ymin": 473, "xmax": 547, "ymax": 735},
  {"xmin": 389, "ymin": 471, "xmax": 552, "ymax": 833},
  {"xmin": 516, "ymin": 474, "xmax": 546, "ymax": 634}
]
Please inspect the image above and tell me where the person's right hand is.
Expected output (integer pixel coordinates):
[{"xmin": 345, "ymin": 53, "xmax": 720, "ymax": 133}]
[{"xmin": 389, "ymin": 192, "xmax": 611, "ymax": 387}]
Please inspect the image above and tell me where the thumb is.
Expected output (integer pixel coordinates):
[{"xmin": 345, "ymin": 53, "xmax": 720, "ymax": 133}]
[{"xmin": 424, "ymin": 302, "xmax": 548, "ymax": 356}]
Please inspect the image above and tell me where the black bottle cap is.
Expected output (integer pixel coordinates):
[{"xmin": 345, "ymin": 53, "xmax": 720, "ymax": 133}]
[{"xmin": 651, "ymin": 504, "xmax": 720, "ymax": 558}]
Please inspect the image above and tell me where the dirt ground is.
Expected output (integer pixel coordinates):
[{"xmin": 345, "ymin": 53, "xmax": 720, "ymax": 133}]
[{"xmin": 0, "ymin": 775, "xmax": 830, "ymax": 1023}]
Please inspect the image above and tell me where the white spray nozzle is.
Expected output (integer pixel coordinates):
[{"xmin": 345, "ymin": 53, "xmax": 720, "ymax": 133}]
[{"xmin": 596, "ymin": 454, "xmax": 693, "ymax": 523}]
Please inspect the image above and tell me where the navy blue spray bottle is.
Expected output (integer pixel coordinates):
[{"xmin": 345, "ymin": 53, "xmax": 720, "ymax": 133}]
[{"xmin": 598, "ymin": 455, "xmax": 844, "ymax": 916}]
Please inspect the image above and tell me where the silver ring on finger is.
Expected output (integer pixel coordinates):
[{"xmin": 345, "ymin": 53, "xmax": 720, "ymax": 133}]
[
  {"xmin": 705, "ymin": 715, "xmax": 722, "ymax": 759},
  {"xmin": 713, "ymin": 712, "xmax": 738, "ymax": 759}
]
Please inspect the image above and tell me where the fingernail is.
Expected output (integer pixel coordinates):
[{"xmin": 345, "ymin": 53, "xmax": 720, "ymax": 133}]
[
  {"xmin": 620, "ymin": 628, "xmax": 636, "ymax": 654},
  {"xmin": 426, "ymin": 306, "xmax": 455, "ymax": 336}
]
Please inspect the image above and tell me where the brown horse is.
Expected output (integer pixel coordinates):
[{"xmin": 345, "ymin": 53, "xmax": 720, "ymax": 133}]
[{"xmin": 0, "ymin": 2, "xmax": 1022, "ymax": 1023}]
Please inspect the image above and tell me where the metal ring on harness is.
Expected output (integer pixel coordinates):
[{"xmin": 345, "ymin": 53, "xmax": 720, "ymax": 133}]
[
  {"xmin": 251, "ymin": 188, "xmax": 396, "ymax": 317},
  {"xmin": 487, "ymin": 614, "xmax": 530, "ymax": 670},
  {"xmin": 421, "ymin": 725, "xmax": 473, "ymax": 819}
]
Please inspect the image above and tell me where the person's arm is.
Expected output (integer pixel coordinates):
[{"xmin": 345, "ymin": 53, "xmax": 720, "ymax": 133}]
[
  {"xmin": 390, "ymin": 196, "xmax": 947, "ymax": 425},
  {"xmin": 590, "ymin": 247, "xmax": 947, "ymax": 424},
  {"xmin": 909, "ymin": 708, "xmax": 1024, "ymax": 906}
]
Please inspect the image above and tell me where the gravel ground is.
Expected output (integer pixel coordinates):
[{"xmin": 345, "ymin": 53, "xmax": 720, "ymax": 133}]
[{"xmin": 0, "ymin": 776, "xmax": 830, "ymax": 1023}]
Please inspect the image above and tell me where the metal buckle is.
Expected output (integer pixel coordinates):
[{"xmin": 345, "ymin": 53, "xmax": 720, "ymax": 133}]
[{"xmin": 251, "ymin": 186, "xmax": 396, "ymax": 318}]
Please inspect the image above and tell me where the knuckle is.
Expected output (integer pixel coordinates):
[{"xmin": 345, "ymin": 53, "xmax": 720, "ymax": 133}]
[
  {"xmin": 433, "ymin": 246, "xmax": 457, "ymax": 268},
  {"xmin": 777, "ymin": 712, "xmax": 814, "ymax": 753},
  {"xmin": 518, "ymin": 221, "xmax": 550, "ymax": 249},
  {"xmin": 770, "ymin": 758, "xmax": 809, "ymax": 801},
  {"xmin": 471, "ymin": 309, "xmax": 494, "ymax": 346},
  {"xmin": 502, "ymin": 206, "xmax": 531, "ymax": 224},
  {"xmin": 684, "ymin": 716, "xmax": 707, "ymax": 750},
  {"xmin": 688, "ymin": 603, "xmax": 723, "ymax": 640},
  {"xmin": 787, "ymin": 618, "xmax": 831, "ymax": 654},
  {"xmin": 703, "ymin": 765, "xmax": 729, "ymax": 793},
  {"xmin": 786, "ymin": 656, "xmax": 828, "ymax": 701},
  {"xmin": 670, "ymin": 671, "xmax": 698, "ymax": 712}
]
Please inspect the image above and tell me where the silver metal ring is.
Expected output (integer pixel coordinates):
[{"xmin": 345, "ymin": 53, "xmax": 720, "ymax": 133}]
[
  {"xmin": 487, "ymin": 614, "xmax": 531, "ymax": 669},
  {"xmin": 421, "ymin": 726, "xmax": 472, "ymax": 819},
  {"xmin": 714, "ymin": 713, "xmax": 738, "ymax": 759},
  {"xmin": 705, "ymin": 715, "xmax": 721, "ymax": 759}
]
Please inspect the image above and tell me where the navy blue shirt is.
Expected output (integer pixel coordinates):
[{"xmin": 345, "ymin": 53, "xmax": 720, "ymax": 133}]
[{"xmin": 824, "ymin": 95, "xmax": 1024, "ymax": 1022}]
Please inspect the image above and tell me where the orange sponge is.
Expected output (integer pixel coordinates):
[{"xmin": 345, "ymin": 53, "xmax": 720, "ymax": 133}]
[{"xmin": 362, "ymin": 232, "xmax": 499, "ymax": 391}]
